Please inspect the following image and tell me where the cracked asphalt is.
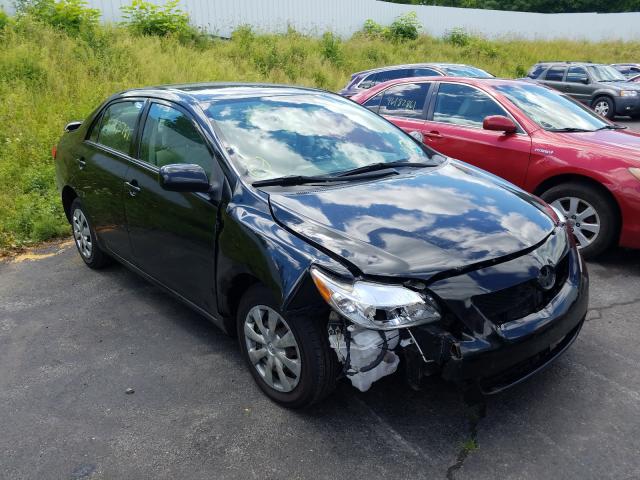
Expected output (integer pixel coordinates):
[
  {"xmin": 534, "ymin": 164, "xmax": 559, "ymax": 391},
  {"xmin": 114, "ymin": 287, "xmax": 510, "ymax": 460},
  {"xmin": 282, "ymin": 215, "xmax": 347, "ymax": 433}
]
[{"xmin": 1, "ymin": 119, "xmax": 639, "ymax": 480}]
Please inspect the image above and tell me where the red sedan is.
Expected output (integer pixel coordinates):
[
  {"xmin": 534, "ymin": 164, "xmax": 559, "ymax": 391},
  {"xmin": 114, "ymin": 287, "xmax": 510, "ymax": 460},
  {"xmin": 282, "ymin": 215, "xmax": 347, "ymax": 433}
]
[{"xmin": 352, "ymin": 77, "xmax": 640, "ymax": 258}]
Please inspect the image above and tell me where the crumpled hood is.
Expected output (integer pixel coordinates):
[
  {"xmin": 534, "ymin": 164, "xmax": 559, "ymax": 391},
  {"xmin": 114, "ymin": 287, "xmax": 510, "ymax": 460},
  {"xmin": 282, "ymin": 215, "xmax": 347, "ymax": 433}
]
[{"xmin": 268, "ymin": 161, "xmax": 555, "ymax": 279}]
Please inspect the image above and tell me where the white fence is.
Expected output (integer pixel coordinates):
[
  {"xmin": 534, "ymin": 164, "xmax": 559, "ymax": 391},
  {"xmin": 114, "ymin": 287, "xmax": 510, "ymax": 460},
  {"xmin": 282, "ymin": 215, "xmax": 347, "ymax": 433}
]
[{"xmin": 2, "ymin": 0, "xmax": 640, "ymax": 41}]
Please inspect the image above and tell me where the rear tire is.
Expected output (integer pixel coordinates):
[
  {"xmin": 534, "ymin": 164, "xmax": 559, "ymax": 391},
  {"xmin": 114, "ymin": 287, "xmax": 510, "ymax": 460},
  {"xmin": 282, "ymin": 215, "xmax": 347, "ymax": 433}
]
[
  {"xmin": 592, "ymin": 96, "xmax": 615, "ymax": 119},
  {"xmin": 70, "ymin": 198, "xmax": 112, "ymax": 269},
  {"xmin": 237, "ymin": 285, "xmax": 337, "ymax": 408},
  {"xmin": 540, "ymin": 182, "xmax": 617, "ymax": 259}
]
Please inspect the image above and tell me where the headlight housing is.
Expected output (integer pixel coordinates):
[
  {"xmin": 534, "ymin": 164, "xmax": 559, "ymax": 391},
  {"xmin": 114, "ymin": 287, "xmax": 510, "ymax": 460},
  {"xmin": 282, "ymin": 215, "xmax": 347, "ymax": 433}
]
[
  {"xmin": 310, "ymin": 267, "xmax": 441, "ymax": 330},
  {"xmin": 620, "ymin": 90, "xmax": 638, "ymax": 97},
  {"xmin": 629, "ymin": 167, "xmax": 640, "ymax": 181}
]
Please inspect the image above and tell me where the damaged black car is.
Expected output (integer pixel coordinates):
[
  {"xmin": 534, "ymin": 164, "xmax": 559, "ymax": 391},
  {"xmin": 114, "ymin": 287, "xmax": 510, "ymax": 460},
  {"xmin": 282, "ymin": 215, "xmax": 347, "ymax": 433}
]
[{"xmin": 54, "ymin": 83, "xmax": 589, "ymax": 408}]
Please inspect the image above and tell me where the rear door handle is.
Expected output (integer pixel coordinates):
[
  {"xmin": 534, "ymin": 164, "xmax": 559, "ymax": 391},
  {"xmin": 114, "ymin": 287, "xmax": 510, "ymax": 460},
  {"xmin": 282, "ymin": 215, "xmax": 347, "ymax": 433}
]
[
  {"xmin": 76, "ymin": 157, "xmax": 86, "ymax": 170},
  {"xmin": 424, "ymin": 131, "xmax": 443, "ymax": 139},
  {"xmin": 124, "ymin": 180, "xmax": 141, "ymax": 197}
]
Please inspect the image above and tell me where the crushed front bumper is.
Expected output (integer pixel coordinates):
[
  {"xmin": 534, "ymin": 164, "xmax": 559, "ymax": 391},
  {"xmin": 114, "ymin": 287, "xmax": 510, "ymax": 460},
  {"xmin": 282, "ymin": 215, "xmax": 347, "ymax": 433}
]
[{"xmin": 410, "ymin": 231, "xmax": 588, "ymax": 394}]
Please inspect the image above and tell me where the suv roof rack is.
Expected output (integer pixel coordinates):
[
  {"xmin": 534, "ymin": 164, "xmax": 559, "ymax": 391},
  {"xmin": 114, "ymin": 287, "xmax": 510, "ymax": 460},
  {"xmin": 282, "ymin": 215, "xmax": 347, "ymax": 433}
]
[{"xmin": 536, "ymin": 60, "xmax": 594, "ymax": 64}]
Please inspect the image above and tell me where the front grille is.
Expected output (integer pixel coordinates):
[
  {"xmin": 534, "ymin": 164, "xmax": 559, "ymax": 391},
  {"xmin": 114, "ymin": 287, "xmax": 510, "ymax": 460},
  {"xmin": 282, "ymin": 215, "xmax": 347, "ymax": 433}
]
[{"xmin": 472, "ymin": 254, "xmax": 570, "ymax": 326}]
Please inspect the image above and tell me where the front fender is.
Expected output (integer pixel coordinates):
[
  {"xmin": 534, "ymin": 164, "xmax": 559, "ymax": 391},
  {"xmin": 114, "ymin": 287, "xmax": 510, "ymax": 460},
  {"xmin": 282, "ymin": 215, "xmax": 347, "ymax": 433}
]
[{"xmin": 216, "ymin": 200, "xmax": 352, "ymax": 322}]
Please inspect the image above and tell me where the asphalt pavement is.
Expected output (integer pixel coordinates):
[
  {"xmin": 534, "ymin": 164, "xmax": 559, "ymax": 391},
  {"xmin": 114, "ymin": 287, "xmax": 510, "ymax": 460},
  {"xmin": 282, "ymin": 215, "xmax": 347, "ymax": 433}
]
[{"xmin": 1, "ymin": 119, "xmax": 639, "ymax": 480}]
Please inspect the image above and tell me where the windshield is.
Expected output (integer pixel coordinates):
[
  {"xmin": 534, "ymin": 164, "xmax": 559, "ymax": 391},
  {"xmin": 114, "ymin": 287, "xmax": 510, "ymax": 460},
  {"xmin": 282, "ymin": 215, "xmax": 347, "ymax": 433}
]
[
  {"xmin": 202, "ymin": 94, "xmax": 434, "ymax": 181},
  {"xmin": 441, "ymin": 66, "xmax": 494, "ymax": 78},
  {"xmin": 493, "ymin": 83, "xmax": 609, "ymax": 131},
  {"xmin": 588, "ymin": 65, "xmax": 626, "ymax": 82}
]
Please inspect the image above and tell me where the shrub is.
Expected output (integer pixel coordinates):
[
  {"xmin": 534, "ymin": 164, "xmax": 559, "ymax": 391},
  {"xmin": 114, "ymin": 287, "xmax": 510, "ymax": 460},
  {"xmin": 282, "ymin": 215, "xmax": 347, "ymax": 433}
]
[
  {"xmin": 388, "ymin": 12, "xmax": 421, "ymax": 41},
  {"xmin": 0, "ymin": 9, "xmax": 10, "ymax": 29},
  {"xmin": 121, "ymin": 0, "xmax": 197, "ymax": 41},
  {"xmin": 18, "ymin": 0, "xmax": 100, "ymax": 35},
  {"xmin": 360, "ymin": 12, "xmax": 421, "ymax": 42},
  {"xmin": 444, "ymin": 27, "xmax": 472, "ymax": 47},
  {"xmin": 321, "ymin": 32, "xmax": 343, "ymax": 65}
]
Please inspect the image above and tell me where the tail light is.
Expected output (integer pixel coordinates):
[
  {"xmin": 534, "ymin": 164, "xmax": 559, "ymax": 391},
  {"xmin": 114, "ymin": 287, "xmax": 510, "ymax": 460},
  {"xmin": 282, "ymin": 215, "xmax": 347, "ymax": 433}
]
[{"xmin": 51, "ymin": 145, "xmax": 57, "ymax": 160}]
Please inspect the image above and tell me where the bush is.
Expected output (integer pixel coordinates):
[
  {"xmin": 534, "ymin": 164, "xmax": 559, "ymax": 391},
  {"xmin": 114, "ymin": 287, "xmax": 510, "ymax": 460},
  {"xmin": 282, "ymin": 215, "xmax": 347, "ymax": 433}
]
[
  {"xmin": 321, "ymin": 32, "xmax": 343, "ymax": 65},
  {"xmin": 19, "ymin": 0, "xmax": 100, "ymax": 36},
  {"xmin": 388, "ymin": 12, "xmax": 421, "ymax": 41},
  {"xmin": 121, "ymin": 0, "xmax": 199, "ymax": 42},
  {"xmin": 360, "ymin": 12, "xmax": 421, "ymax": 42},
  {"xmin": 444, "ymin": 27, "xmax": 473, "ymax": 47},
  {"xmin": 0, "ymin": 9, "xmax": 10, "ymax": 29}
]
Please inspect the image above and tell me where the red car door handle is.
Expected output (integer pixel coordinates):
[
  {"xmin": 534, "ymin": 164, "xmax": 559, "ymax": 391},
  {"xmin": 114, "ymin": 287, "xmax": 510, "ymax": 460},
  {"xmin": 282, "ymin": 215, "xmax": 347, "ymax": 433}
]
[{"xmin": 424, "ymin": 131, "xmax": 443, "ymax": 139}]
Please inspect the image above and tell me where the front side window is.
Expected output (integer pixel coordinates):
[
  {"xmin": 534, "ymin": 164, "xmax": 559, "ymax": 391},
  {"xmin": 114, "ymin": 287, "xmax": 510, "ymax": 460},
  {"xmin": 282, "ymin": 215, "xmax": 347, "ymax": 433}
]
[
  {"xmin": 140, "ymin": 103, "xmax": 212, "ymax": 175},
  {"xmin": 544, "ymin": 67, "xmax": 566, "ymax": 81},
  {"xmin": 494, "ymin": 83, "xmax": 608, "ymax": 131},
  {"xmin": 528, "ymin": 64, "xmax": 547, "ymax": 79},
  {"xmin": 432, "ymin": 83, "xmax": 509, "ymax": 128},
  {"xmin": 363, "ymin": 92, "xmax": 383, "ymax": 112},
  {"xmin": 566, "ymin": 66, "xmax": 588, "ymax": 83},
  {"xmin": 202, "ymin": 93, "xmax": 434, "ymax": 181},
  {"xmin": 379, "ymin": 83, "xmax": 430, "ymax": 119},
  {"xmin": 93, "ymin": 101, "xmax": 143, "ymax": 154}
]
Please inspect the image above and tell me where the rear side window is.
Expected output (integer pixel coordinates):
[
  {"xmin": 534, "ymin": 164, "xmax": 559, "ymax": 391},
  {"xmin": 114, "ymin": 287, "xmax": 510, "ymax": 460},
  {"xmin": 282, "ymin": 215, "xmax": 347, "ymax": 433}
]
[
  {"xmin": 544, "ymin": 67, "xmax": 566, "ymax": 81},
  {"xmin": 379, "ymin": 83, "xmax": 430, "ymax": 119},
  {"xmin": 140, "ymin": 103, "xmax": 212, "ymax": 176},
  {"xmin": 527, "ymin": 64, "xmax": 547, "ymax": 78},
  {"xmin": 362, "ymin": 68, "xmax": 415, "ymax": 88},
  {"xmin": 566, "ymin": 66, "xmax": 588, "ymax": 83},
  {"xmin": 432, "ymin": 83, "xmax": 509, "ymax": 128},
  {"xmin": 93, "ymin": 101, "xmax": 143, "ymax": 154}
]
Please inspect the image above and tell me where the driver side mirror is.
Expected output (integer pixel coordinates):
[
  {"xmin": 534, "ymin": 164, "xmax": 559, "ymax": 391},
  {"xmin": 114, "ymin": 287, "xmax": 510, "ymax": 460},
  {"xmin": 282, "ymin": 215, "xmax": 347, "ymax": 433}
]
[
  {"xmin": 483, "ymin": 115, "xmax": 518, "ymax": 134},
  {"xmin": 359, "ymin": 81, "xmax": 374, "ymax": 89},
  {"xmin": 580, "ymin": 77, "xmax": 590, "ymax": 84},
  {"xmin": 159, "ymin": 164, "xmax": 210, "ymax": 192}
]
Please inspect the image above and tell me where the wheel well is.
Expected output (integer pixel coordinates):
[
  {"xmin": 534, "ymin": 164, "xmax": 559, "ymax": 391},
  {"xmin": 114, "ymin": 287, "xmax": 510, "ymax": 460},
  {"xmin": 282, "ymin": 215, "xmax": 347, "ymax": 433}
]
[
  {"xmin": 591, "ymin": 94, "xmax": 614, "ymax": 106},
  {"xmin": 61, "ymin": 186, "xmax": 77, "ymax": 223},
  {"xmin": 534, "ymin": 174, "xmax": 622, "ymax": 236},
  {"xmin": 222, "ymin": 273, "xmax": 261, "ymax": 335}
]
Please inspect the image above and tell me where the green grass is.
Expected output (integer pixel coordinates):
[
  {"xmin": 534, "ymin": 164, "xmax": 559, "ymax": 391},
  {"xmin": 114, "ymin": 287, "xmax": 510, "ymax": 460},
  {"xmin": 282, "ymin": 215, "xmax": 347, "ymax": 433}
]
[{"xmin": 1, "ymin": 16, "xmax": 640, "ymax": 251}]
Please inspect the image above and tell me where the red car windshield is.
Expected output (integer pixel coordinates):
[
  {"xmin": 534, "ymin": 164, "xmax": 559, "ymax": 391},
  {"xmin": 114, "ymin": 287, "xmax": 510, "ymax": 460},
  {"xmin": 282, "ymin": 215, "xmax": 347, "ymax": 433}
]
[{"xmin": 494, "ymin": 83, "xmax": 609, "ymax": 132}]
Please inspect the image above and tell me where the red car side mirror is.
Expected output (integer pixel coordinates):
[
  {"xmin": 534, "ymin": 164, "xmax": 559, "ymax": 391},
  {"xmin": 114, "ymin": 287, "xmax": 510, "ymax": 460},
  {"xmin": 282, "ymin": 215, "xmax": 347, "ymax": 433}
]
[{"xmin": 483, "ymin": 115, "xmax": 518, "ymax": 134}]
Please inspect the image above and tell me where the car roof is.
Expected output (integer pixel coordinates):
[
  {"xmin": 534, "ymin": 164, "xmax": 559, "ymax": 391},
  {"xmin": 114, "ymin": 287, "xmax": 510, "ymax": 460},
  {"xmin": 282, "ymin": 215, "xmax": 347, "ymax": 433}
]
[
  {"xmin": 352, "ymin": 63, "xmax": 483, "ymax": 76},
  {"xmin": 116, "ymin": 82, "xmax": 329, "ymax": 104},
  {"xmin": 362, "ymin": 76, "xmax": 533, "ymax": 93}
]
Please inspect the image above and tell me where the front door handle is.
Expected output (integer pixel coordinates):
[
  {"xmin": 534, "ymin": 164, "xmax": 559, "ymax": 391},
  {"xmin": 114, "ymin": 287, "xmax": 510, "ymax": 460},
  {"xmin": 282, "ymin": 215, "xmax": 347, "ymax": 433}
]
[
  {"xmin": 124, "ymin": 180, "xmax": 141, "ymax": 197},
  {"xmin": 76, "ymin": 157, "xmax": 86, "ymax": 170},
  {"xmin": 424, "ymin": 131, "xmax": 443, "ymax": 139}
]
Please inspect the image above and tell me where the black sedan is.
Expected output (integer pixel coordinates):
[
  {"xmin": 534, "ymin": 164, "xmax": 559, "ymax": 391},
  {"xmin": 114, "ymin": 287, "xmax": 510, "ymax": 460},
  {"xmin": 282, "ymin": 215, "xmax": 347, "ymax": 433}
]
[{"xmin": 54, "ymin": 83, "xmax": 588, "ymax": 407}]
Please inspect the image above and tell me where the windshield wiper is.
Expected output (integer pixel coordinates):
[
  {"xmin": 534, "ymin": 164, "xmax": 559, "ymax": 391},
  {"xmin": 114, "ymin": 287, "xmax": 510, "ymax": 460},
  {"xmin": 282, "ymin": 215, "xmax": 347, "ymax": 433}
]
[
  {"xmin": 596, "ymin": 124, "xmax": 627, "ymax": 130},
  {"xmin": 252, "ymin": 170, "xmax": 398, "ymax": 187},
  {"xmin": 336, "ymin": 160, "xmax": 435, "ymax": 177},
  {"xmin": 547, "ymin": 127, "xmax": 594, "ymax": 133}
]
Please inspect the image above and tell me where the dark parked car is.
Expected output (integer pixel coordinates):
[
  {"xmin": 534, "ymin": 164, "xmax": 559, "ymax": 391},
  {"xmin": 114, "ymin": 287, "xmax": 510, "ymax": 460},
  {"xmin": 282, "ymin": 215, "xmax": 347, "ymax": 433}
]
[
  {"xmin": 54, "ymin": 83, "xmax": 588, "ymax": 407},
  {"xmin": 611, "ymin": 63, "xmax": 640, "ymax": 79},
  {"xmin": 527, "ymin": 62, "xmax": 640, "ymax": 119},
  {"xmin": 339, "ymin": 63, "xmax": 493, "ymax": 98}
]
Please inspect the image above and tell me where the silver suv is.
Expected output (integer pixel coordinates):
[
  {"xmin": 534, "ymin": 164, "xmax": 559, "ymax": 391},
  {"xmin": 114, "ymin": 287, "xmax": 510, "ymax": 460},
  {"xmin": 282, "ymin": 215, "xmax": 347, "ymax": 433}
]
[{"xmin": 527, "ymin": 62, "xmax": 640, "ymax": 119}]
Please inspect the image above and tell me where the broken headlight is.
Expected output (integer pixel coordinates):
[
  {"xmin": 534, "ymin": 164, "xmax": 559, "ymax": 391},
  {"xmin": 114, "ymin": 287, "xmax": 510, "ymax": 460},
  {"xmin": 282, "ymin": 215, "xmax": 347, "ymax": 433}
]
[{"xmin": 310, "ymin": 267, "xmax": 441, "ymax": 330}]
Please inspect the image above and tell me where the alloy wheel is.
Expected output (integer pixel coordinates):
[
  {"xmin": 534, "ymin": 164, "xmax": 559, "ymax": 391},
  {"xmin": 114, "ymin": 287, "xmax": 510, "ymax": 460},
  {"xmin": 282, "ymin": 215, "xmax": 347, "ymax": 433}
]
[
  {"xmin": 551, "ymin": 197, "xmax": 601, "ymax": 248},
  {"xmin": 72, "ymin": 208, "xmax": 92, "ymax": 259},
  {"xmin": 593, "ymin": 100, "xmax": 610, "ymax": 117},
  {"xmin": 243, "ymin": 306, "xmax": 301, "ymax": 392}
]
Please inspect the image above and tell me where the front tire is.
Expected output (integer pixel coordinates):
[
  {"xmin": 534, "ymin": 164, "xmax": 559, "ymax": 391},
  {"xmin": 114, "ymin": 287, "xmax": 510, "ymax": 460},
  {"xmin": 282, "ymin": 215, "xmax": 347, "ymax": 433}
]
[
  {"xmin": 540, "ymin": 182, "xmax": 617, "ymax": 259},
  {"xmin": 592, "ymin": 96, "xmax": 615, "ymax": 119},
  {"xmin": 237, "ymin": 285, "xmax": 337, "ymax": 408},
  {"xmin": 70, "ymin": 198, "xmax": 112, "ymax": 269}
]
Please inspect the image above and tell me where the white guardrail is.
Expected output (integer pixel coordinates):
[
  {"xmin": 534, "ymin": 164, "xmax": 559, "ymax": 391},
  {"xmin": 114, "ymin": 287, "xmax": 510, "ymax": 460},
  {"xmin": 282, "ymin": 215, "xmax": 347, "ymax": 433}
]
[{"xmin": 1, "ymin": 0, "xmax": 640, "ymax": 41}]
